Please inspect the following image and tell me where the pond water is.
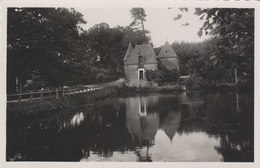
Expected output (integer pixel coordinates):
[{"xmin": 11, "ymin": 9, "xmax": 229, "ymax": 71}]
[{"xmin": 6, "ymin": 92, "xmax": 254, "ymax": 162}]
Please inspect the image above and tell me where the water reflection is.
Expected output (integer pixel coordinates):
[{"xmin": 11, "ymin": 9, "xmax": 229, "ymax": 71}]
[
  {"xmin": 126, "ymin": 96, "xmax": 159, "ymax": 146},
  {"xmin": 6, "ymin": 92, "xmax": 254, "ymax": 162},
  {"xmin": 71, "ymin": 112, "xmax": 84, "ymax": 126},
  {"xmin": 160, "ymin": 112, "xmax": 181, "ymax": 142}
]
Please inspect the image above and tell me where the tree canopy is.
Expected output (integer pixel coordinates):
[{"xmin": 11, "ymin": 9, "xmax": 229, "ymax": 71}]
[
  {"xmin": 7, "ymin": 8, "xmax": 148, "ymax": 93},
  {"xmin": 7, "ymin": 8, "xmax": 86, "ymax": 92},
  {"xmin": 7, "ymin": 7, "xmax": 254, "ymax": 93},
  {"xmin": 129, "ymin": 8, "xmax": 150, "ymax": 42},
  {"xmin": 195, "ymin": 8, "xmax": 254, "ymax": 87},
  {"xmin": 172, "ymin": 8, "xmax": 254, "ymax": 89}
]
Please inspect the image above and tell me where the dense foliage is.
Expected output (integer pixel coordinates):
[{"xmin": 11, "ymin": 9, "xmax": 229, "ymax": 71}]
[
  {"xmin": 7, "ymin": 8, "xmax": 147, "ymax": 93},
  {"xmin": 171, "ymin": 8, "xmax": 254, "ymax": 90},
  {"xmin": 80, "ymin": 23, "xmax": 147, "ymax": 82},
  {"xmin": 7, "ymin": 7, "xmax": 254, "ymax": 93},
  {"xmin": 194, "ymin": 8, "xmax": 254, "ymax": 89},
  {"xmin": 7, "ymin": 8, "xmax": 86, "ymax": 93},
  {"xmin": 172, "ymin": 38, "xmax": 232, "ymax": 83},
  {"xmin": 145, "ymin": 60, "xmax": 180, "ymax": 85}
]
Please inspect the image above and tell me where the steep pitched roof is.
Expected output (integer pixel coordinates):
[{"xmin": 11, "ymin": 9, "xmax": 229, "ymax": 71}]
[
  {"xmin": 157, "ymin": 41, "xmax": 177, "ymax": 58},
  {"xmin": 123, "ymin": 42, "xmax": 134, "ymax": 62},
  {"xmin": 124, "ymin": 44, "xmax": 157, "ymax": 65},
  {"xmin": 160, "ymin": 112, "xmax": 181, "ymax": 142}
]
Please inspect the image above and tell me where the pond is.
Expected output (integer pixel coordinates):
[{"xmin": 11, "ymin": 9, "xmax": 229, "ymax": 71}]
[{"xmin": 6, "ymin": 92, "xmax": 254, "ymax": 162}]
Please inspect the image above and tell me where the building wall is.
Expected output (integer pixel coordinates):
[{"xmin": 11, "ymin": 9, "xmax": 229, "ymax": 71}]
[
  {"xmin": 158, "ymin": 57, "xmax": 179, "ymax": 70},
  {"xmin": 168, "ymin": 57, "xmax": 179, "ymax": 70},
  {"xmin": 124, "ymin": 63, "xmax": 157, "ymax": 87}
]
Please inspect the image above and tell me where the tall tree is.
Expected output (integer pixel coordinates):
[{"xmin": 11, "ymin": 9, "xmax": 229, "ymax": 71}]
[
  {"xmin": 129, "ymin": 8, "xmax": 149, "ymax": 42},
  {"xmin": 7, "ymin": 8, "xmax": 86, "ymax": 93},
  {"xmin": 80, "ymin": 23, "xmax": 148, "ymax": 83}
]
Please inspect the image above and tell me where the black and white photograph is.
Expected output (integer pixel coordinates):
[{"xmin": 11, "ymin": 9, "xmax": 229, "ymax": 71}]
[{"xmin": 0, "ymin": 0, "xmax": 259, "ymax": 167}]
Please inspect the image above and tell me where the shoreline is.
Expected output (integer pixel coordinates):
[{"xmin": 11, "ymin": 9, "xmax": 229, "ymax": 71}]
[
  {"xmin": 6, "ymin": 84, "xmax": 253, "ymax": 117},
  {"xmin": 7, "ymin": 86, "xmax": 117, "ymax": 117}
]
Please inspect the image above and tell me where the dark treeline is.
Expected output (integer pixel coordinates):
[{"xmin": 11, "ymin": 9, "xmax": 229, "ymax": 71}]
[
  {"xmin": 172, "ymin": 38, "xmax": 234, "ymax": 88},
  {"xmin": 7, "ymin": 8, "xmax": 254, "ymax": 93},
  {"xmin": 7, "ymin": 8, "xmax": 147, "ymax": 93}
]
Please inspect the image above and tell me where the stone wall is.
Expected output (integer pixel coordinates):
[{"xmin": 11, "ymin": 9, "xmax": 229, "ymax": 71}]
[{"xmin": 124, "ymin": 63, "xmax": 157, "ymax": 87}]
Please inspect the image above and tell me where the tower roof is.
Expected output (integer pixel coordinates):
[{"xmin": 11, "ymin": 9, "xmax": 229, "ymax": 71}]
[
  {"xmin": 160, "ymin": 112, "xmax": 181, "ymax": 142},
  {"xmin": 157, "ymin": 41, "xmax": 177, "ymax": 58},
  {"xmin": 159, "ymin": 58, "xmax": 179, "ymax": 70}
]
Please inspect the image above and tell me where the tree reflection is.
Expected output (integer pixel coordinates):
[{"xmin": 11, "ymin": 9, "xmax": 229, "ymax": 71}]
[
  {"xmin": 215, "ymin": 133, "xmax": 253, "ymax": 162},
  {"xmin": 6, "ymin": 93, "xmax": 253, "ymax": 162},
  {"xmin": 177, "ymin": 92, "xmax": 254, "ymax": 162}
]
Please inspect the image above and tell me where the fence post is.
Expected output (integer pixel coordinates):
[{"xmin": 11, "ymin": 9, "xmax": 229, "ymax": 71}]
[
  {"xmin": 18, "ymin": 92, "xmax": 21, "ymax": 103},
  {"xmin": 56, "ymin": 89, "xmax": 58, "ymax": 99},
  {"xmin": 40, "ymin": 92, "xmax": 43, "ymax": 100},
  {"xmin": 49, "ymin": 90, "xmax": 51, "ymax": 97},
  {"xmin": 30, "ymin": 91, "xmax": 33, "ymax": 101},
  {"xmin": 62, "ymin": 88, "xmax": 64, "ymax": 97}
]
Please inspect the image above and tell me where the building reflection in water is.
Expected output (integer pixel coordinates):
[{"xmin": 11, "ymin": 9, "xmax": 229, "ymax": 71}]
[
  {"xmin": 125, "ymin": 95, "xmax": 181, "ymax": 161},
  {"xmin": 160, "ymin": 111, "xmax": 181, "ymax": 142},
  {"xmin": 126, "ymin": 96, "xmax": 159, "ymax": 145},
  {"xmin": 71, "ymin": 112, "xmax": 84, "ymax": 126}
]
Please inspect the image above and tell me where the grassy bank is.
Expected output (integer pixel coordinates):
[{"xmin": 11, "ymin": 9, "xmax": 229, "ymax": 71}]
[
  {"xmin": 7, "ymin": 86, "xmax": 117, "ymax": 117},
  {"xmin": 7, "ymin": 83, "xmax": 252, "ymax": 116}
]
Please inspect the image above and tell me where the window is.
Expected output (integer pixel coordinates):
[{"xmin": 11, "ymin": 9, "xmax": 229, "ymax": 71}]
[
  {"xmin": 139, "ymin": 70, "xmax": 144, "ymax": 79},
  {"xmin": 138, "ymin": 68, "xmax": 145, "ymax": 80},
  {"xmin": 139, "ymin": 56, "xmax": 144, "ymax": 63},
  {"xmin": 139, "ymin": 98, "xmax": 146, "ymax": 117},
  {"xmin": 140, "ymin": 102, "xmax": 145, "ymax": 113}
]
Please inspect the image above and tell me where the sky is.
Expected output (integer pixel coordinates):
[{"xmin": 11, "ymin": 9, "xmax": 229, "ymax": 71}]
[{"xmin": 76, "ymin": 8, "xmax": 209, "ymax": 47}]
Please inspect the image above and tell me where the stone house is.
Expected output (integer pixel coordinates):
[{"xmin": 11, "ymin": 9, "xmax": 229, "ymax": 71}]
[
  {"xmin": 124, "ymin": 41, "xmax": 179, "ymax": 87},
  {"xmin": 124, "ymin": 43, "xmax": 157, "ymax": 87}
]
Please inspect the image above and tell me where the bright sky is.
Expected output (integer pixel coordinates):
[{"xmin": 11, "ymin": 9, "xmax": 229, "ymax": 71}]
[{"xmin": 76, "ymin": 8, "xmax": 209, "ymax": 47}]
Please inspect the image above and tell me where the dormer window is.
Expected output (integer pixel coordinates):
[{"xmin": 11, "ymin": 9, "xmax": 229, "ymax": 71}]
[
  {"xmin": 139, "ymin": 55, "xmax": 144, "ymax": 63},
  {"xmin": 138, "ymin": 51, "xmax": 144, "ymax": 63}
]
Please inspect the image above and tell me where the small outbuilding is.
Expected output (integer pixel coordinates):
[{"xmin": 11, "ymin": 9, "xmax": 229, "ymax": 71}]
[
  {"xmin": 124, "ymin": 41, "xmax": 179, "ymax": 87},
  {"xmin": 124, "ymin": 43, "xmax": 157, "ymax": 87}
]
